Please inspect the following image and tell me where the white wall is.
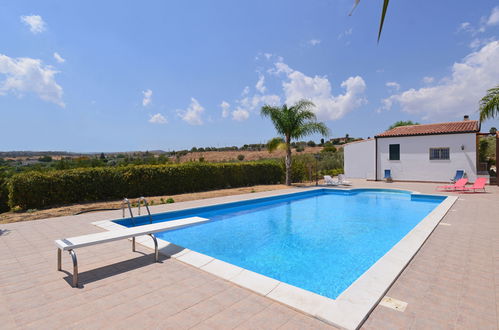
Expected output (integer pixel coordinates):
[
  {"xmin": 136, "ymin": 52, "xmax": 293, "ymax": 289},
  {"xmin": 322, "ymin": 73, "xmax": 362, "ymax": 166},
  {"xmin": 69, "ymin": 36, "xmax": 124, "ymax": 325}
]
[
  {"xmin": 376, "ymin": 133, "xmax": 477, "ymax": 182},
  {"xmin": 344, "ymin": 139, "xmax": 376, "ymax": 179}
]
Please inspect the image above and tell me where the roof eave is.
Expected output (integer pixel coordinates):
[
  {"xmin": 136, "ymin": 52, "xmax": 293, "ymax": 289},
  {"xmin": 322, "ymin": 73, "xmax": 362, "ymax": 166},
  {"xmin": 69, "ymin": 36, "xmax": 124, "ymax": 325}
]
[{"xmin": 375, "ymin": 130, "xmax": 480, "ymax": 138}]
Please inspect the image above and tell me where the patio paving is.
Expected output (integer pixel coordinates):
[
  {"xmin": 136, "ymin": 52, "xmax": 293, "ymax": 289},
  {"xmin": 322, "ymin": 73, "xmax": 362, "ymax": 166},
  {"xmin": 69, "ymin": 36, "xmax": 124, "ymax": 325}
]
[{"xmin": 0, "ymin": 180, "xmax": 498, "ymax": 329}]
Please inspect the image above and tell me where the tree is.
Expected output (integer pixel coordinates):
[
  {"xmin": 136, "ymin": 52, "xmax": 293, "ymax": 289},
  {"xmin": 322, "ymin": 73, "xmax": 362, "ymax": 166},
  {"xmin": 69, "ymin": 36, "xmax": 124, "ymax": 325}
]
[
  {"xmin": 261, "ymin": 100, "xmax": 329, "ymax": 185},
  {"xmin": 479, "ymin": 86, "xmax": 499, "ymax": 122},
  {"xmin": 490, "ymin": 127, "xmax": 497, "ymax": 135},
  {"xmin": 350, "ymin": 0, "xmax": 390, "ymax": 42},
  {"xmin": 388, "ymin": 120, "xmax": 420, "ymax": 130},
  {"xmin": 38, "ymin": 155, "xmax": 52, "ymax": 162},
  {"xmin": 322, "ymin": 144, "xmax": 337, "ymax": 153},
  {"xmin": 479, "ymin": 139, "xmax": 490, "ymax": 162},
  {"xmin": 99, "ymin": 152, "xmax": 106, "ymax": 160}
]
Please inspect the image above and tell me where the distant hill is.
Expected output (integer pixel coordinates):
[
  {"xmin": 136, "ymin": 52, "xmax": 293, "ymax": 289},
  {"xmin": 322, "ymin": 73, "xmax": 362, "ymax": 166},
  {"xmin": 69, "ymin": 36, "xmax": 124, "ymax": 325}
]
[{"xmin": 0, "ymin": 151, "xmax": 80, "ymax": 158}]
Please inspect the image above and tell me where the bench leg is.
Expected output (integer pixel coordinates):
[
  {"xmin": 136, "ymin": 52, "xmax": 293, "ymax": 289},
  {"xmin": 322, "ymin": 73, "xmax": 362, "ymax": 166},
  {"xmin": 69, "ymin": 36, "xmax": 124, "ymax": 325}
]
[
  {"xmin": 69, "ymin": 250, "xmax": 78, "ymax": 288},
  {"xmin": 149, "ymin": 234, "xmax": 159, "ymax": 262},
  {"xmin": 57, "ymin": 248, "xmax": 62, "ymax": 271},
  {"xmin": 132, "ymin": 237, "xmax": 136, "ymax": 252}
]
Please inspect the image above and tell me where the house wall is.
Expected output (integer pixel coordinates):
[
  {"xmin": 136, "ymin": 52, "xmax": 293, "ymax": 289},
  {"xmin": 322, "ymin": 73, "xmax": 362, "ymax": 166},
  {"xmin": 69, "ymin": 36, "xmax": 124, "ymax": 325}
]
[
  {"xmin": 344, "ymin": 139, "xmax": 376, "ymax": 180},
  {"xmin": 376, "ymin": 133, "xmax": 477, "ymax": 182}
]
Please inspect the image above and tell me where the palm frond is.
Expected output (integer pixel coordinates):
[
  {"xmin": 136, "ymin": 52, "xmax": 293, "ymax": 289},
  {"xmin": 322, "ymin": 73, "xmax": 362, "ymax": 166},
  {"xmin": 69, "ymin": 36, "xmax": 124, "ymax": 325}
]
[
  {"xmin": 261, "ymin": 105, "xmax": 288, "ymax": 136},
  {"xmin": 261, "ymin": 98, "xmax": 329, "ymax": 140},
  {"xmin": 350, "ymin": 0, "xmax": 390, "ymax": 42},
  {"xmin": 479, "ymin": 86, "xmax": 499, "ymax": 122},
  {"xmin": 292, "ymin": 99, "xmax": 316, "ymax": 112},
  {"xmin": 294, "ymin": 122, "xmax": 330, "ymax": 139},
  {"xmin": 349, "ymin": 0, "xmax": 361, "ymax": 16},
  {"xmin": 377, "ymin": 0, "xmax": 390, "ymax": 43}
]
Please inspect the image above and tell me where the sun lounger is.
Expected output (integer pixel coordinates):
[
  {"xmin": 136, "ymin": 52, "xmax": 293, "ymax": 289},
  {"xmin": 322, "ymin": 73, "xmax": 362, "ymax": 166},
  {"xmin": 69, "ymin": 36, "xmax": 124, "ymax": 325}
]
[
  {"xmin": 55, "ymin": 217, "xmax": 209, "ymax": 287},
  {"xmin": 337, "ymin": 174, "xmax": 352, "ymax": 186},
  {"xmin": 450, "ymin": 170, "xmax": 465, "ymax": 183},
  {"xmin": 436, "ymin": 178, "xmax": 468, "ymax": 191},
  {"xmin": 384, "ymin": 169, "xmax": 392, "ymax": 182},
  {"xmin": 324, "ymin": 175, "xmax": 339, "ymax": 186},
  {"xmin": 460, "ymin": 177, "xmax": 487, "ymax": 193}
]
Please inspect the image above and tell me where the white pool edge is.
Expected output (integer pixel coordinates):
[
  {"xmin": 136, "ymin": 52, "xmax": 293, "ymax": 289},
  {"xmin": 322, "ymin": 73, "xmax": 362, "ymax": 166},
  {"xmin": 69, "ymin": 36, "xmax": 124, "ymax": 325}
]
[{"xmin": 92, "ymin": 187, "xmax": 457, "ymax": 330}]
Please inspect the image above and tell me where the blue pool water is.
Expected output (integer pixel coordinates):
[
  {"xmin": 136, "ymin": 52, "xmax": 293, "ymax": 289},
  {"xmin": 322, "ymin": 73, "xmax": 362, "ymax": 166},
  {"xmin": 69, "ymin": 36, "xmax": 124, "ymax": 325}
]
[{"xmin": 115, "ymin": 189, "xmax": 445, "ymax": 299}]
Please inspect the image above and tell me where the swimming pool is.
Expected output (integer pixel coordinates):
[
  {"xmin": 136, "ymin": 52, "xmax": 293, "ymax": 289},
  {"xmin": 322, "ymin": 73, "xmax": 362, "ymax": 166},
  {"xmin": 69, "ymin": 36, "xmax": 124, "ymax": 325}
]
[{"xmin": 115, "ymin": 188, "xmax": 445, "ymax": 299}]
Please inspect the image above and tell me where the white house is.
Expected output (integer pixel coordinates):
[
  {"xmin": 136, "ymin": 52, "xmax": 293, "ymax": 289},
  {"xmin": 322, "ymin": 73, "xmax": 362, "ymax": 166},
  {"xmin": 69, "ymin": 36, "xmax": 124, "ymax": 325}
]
[{"xmin": 344, "ymin": 119, "xmax": 482, "ymax": 183}]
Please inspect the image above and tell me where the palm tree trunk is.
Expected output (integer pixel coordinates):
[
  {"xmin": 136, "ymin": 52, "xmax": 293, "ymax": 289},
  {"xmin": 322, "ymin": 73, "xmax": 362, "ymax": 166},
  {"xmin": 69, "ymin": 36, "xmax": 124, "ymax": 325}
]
[{"xmin": 285, "ymin": 136, "xmax": 292, "ymax": 186}]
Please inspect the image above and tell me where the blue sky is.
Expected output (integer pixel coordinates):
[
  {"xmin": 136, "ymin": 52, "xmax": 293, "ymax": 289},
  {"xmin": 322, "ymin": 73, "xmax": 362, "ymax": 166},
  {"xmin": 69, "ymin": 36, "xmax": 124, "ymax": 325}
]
[{"xmin": 1, "ymin": 0, "xmax": 498, "ymax": 152}]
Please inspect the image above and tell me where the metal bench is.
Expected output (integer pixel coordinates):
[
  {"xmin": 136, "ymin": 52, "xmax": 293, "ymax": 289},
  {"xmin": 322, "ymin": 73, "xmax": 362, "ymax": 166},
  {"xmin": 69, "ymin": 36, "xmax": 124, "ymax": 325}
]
[{"xmin": 55, "ymin": 217, "xmax": 209, "ymax": 287}]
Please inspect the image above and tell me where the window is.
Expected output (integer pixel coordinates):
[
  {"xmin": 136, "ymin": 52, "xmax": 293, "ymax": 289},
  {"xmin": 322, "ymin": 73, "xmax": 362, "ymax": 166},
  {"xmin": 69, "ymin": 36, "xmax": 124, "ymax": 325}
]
[
  {"xmin": 429, "ymin": 148, "xmax": 450, "ymax": 160},
  {"xmin": 389, "ymin": 144, "xmax": 400, "ymax": 160}
]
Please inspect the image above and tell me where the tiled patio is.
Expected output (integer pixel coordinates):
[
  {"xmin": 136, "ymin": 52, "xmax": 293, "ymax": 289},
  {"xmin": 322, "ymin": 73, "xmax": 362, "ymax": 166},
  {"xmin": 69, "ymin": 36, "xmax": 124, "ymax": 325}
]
[{"xmin": 1, "ymin": 180, "xmax": 498, "ymax": 329}]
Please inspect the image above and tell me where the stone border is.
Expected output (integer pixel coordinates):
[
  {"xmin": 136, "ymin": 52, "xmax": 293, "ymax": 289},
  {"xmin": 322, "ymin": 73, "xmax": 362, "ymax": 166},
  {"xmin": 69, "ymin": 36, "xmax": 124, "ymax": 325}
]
[{"xmin": 92, "ymin": 187, "xmax": 457, "ymax": 330}]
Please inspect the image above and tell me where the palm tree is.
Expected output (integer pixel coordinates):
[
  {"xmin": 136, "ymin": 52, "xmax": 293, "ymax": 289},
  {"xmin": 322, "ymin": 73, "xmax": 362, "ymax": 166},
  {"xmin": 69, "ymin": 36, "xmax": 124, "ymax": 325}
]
[
  {"xmin": 479, "ymin": 86, "xmax": 499, "ymax": 122},
  {"xmin": 261, "ymin": 100, "xmax": 329, "ymax": 186},
  {"xmin": 388, "ymin": 120, "xmax": 420, "ymax": 130}
]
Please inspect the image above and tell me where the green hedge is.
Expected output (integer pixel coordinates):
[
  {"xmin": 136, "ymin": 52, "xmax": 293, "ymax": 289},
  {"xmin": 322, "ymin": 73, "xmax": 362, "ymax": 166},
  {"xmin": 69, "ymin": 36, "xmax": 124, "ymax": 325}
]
[
  {"xmin": 0, "ymin": 176, "xmax": 9, "ymax": 213},
  {"xmin": 8, "ymin": 162, "xmax": 282, "ymax": 210}
]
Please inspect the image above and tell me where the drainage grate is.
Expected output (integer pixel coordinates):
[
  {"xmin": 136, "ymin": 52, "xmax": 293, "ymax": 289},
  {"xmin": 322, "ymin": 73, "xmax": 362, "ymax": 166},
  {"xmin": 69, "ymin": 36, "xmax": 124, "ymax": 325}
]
[{"xmin": 379, "ymin": 296, "xmax": 408, "ymax": 312}]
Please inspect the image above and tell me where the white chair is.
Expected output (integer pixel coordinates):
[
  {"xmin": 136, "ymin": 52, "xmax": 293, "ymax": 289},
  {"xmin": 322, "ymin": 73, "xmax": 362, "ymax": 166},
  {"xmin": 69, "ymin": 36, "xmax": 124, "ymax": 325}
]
[
  {"xmin": 324, "ymin": 175, "xmax": 339, "ymax": 186},
  {"xmin": 338, "ymin": 174, "xmax": 352, "ymax": 186}
]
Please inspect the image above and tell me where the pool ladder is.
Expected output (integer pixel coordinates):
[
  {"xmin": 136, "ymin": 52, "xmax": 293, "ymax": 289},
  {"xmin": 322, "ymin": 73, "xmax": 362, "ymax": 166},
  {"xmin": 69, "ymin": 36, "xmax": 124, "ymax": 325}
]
[
  {"xmin": 121, "ymin": 197, "xmax": 153, "ymax": 226},
  {"xmin": 122, "ymin": 197, "xmax": 153, "ymax": 252}
]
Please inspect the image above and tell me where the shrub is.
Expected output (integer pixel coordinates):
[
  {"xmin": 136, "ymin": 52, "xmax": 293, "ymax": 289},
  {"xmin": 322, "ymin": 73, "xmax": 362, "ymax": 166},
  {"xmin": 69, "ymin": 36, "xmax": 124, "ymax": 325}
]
[
  {"xmin": 38, "ymin": 155, "xmax": 53, "ymax": 162},
  {"xmin": 283, "ymin": 152, "xmax": 344, "ymax": 183},
  {"xmin": 166, "ymin": 198, "xmax": 174, "ymax": 203},
  {"xmin": 321, "ymin": 144, "xmax": 337, "ymax": 153},
  {"xmin": 237, "ymin": 154, "xmax": 245, "ymax": 161},
  {"xmin": 319, "ymin": 151, "xmax": 344, "ymax": 170},
  {"xmin": 8, "ymin": 162, "xmax": 282, "ymax": 210},
  {"xmin": 0, "ymin": 175, "xmax": 9, "ymax": 213}
]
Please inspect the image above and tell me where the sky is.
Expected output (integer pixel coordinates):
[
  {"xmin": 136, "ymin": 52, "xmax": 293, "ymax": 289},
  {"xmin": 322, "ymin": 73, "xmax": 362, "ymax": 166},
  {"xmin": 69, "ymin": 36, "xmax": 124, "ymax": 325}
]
[{"xmin": 1, "ymin": 0, "xmax": 499, "ymax": 152}]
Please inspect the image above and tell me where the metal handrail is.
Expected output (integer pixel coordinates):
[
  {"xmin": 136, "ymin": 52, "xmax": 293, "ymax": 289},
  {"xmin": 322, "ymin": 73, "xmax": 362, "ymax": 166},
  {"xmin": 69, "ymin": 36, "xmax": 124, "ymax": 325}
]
[
  {"xmin": 138, "ymin": 197, "xmax": 153, "ymax": 224},
  {"xmin": 121, "ymin": 198, "xmax": 135, "ymax": 226}
]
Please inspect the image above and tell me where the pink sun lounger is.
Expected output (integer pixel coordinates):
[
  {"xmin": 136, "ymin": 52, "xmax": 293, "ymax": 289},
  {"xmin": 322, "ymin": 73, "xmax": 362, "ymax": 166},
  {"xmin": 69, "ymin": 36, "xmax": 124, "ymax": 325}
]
[
  {"xmin": 460, "ymin": 177, "xmax": 487, "ymax": 193},
  {"xmin": 436, "ymin": 178, "xmax": 468, "ymax": 191}
]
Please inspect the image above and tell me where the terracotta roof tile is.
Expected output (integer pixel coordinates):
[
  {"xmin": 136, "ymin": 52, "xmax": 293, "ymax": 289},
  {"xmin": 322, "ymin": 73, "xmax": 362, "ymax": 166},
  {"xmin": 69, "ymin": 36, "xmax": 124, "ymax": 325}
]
[{"xmin": 376, "ymin": 120, "xmax": 480, "ymax": 138}]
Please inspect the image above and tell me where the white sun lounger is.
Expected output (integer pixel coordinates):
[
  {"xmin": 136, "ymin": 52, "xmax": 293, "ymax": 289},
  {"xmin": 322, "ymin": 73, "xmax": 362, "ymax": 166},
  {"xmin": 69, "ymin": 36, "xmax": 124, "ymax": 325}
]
[
  {"xmin": 338, "ymin": 174, "xmax": 352, "ymax": 186},
  {"xmin": 324, "ymin": 175, "xmax": 339, "ymax": 186},
  {"xmin": 55, "ymin": 216, "xmax": 209, "ymax": 287}
]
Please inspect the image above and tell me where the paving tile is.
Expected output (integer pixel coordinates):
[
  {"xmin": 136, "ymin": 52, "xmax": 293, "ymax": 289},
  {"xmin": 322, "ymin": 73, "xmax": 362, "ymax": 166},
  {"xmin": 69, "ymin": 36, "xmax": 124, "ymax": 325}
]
[
  {"xmin": 201, "ymin": 294, "xmax": 273, "ymax": 329},
  {"xmin": 1, "ymin": 181, "xmax": 498, "ymax": 329},
  {"xmin": 280, "ymin": 312, "xmax": 335, "ymax": 329},
  {"xmin": 234, "ymin": 302, "xmax": 296, "ymax": 329}
]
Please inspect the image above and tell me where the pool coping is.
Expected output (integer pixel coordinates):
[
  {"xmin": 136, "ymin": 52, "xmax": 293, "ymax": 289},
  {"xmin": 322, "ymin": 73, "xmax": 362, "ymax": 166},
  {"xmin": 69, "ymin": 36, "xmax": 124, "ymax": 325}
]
[{"xmin": 91, "ymin": 187, "xmax": 457, "ymax": 330}]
